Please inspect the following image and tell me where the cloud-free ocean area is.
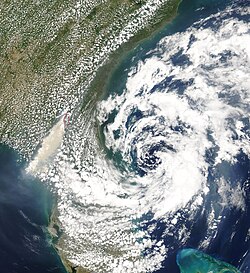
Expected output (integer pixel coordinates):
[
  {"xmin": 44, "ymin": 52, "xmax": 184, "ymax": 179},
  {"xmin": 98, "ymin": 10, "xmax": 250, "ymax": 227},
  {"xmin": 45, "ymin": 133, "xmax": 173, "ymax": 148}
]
[
  {"xmin": 0, "ymin": 144, "xmax": 66, "ymax": 272},
  {"xmin": 0, "ymin": 0, "xmax": 249, "ymax": 272}
]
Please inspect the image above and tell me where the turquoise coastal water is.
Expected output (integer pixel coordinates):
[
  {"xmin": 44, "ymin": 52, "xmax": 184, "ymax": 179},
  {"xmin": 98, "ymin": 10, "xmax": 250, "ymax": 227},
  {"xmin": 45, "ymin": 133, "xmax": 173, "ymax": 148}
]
[
  {"xmin": 98, "ymin": 0, "xmax": 249, "ymax": 272},
  {"xmin": 177, "ymin": 249, "xmax": 241, "ymax": 273},
  {"xmin": 0, "ymin": 0, "xmax": 249, "ymax": 272},
  {"xmin": 0, "ymin": 144, "xmax": 67, "ymax": 272}
]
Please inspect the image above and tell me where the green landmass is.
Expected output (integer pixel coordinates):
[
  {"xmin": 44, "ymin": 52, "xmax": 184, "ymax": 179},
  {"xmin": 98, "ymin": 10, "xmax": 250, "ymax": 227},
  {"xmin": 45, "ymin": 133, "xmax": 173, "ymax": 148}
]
[
  {"xmin": 0, "ymin": 0, "xmax": 170, "ymax": 158},
  {"xmin": 0, "ymin": 0, "xmax": 181, "ymax": 272}
]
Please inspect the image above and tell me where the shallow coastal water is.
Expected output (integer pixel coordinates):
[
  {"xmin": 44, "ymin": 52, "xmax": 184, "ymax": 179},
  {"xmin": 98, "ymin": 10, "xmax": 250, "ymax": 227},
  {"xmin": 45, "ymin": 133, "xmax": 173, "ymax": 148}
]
[
  {"xmin": 96, "ymin": 0, "xmax": 250, "ymax": 272},
  {"xmin": 0, "ymin": 0, "xmax": 249, "ymax": 272},
  {"xmin": 0, "ymin": 144, "xmax": 66, "ymax": 272}
]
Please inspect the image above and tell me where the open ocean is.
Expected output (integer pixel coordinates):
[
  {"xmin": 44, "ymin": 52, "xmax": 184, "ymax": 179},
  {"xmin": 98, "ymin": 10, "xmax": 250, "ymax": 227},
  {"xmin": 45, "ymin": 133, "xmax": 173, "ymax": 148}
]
[
  {"xmin": 98, "ymin": 0, "xmax": 250, "ymax": 272},
  {"xmin": 0, "ymin": 0, "xmax": 249, "ymax": 272},
  {"xmin": 0, "ymin": 144, "xmax": 66, "ymax": 273}
]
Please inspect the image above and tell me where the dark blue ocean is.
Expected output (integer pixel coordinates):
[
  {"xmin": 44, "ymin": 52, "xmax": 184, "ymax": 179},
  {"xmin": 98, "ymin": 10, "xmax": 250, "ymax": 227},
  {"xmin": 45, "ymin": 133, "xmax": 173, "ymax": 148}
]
[
  {"xmin": 154, "ymin": 1, "xmax": 250, "ymax": 272},
  {"xmin": 102, "ymin": 0, "xmax": 250, "ymax": 272},
  {"xmin": 0, "ymin": 0, "xmax": 249, "ymax": 272},
  {"xmin": 0, "ymin": 145, "xmax": 66, "ymax": 273}
]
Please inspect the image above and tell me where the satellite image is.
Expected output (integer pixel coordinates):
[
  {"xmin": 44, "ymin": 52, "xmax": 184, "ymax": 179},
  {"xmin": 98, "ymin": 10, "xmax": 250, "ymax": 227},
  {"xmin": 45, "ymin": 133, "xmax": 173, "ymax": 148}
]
[{"xmin": 0, "ymin": 0, "xmax": 249, "ymax": 273}]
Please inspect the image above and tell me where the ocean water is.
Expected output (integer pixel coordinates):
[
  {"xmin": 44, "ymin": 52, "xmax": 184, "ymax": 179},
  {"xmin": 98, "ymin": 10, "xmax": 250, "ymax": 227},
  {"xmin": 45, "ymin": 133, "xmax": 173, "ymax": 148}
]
[
  {"xmin": 97, "ymin": 0, "xmax": 250, "ymax": 272},
  {"xmin": 0, "ymin": 145, "xmax": 66, "ymax": 273},
  {"xmin": 0, "ymin": 0, "xmax": 249, "ymax": 272}
]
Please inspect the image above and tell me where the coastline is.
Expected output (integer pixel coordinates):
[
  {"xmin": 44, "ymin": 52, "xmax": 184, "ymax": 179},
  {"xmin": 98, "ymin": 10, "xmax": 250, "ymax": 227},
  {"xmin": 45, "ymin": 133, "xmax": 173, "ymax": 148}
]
[
  {"xmin": 80, "ymin": 0, "xmax": 182, "ymax": 112},
  {"xmin": 48, "ymin": 1, "xmax": 182, "ymax": 272},
  {"xmin": 44, "ymin": 2, "xmax": 250, "ymax": 273},
  {"xmin": 48, "ymin": 204, "xmax": 91, "ymax": 273}
]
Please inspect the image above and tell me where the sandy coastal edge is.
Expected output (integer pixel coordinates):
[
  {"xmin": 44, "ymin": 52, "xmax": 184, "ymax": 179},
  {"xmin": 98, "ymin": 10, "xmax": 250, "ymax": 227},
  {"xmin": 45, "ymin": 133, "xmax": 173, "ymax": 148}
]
[{"xmin": 48, "ymin": 1, "xmax": 182, "ymax": 272}]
